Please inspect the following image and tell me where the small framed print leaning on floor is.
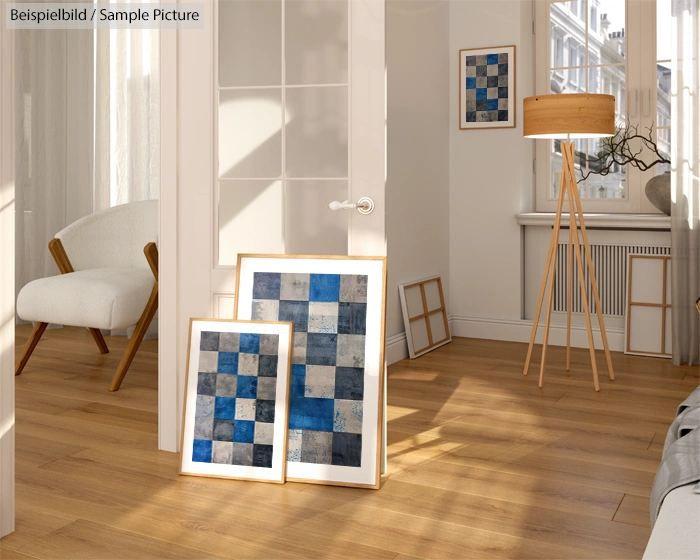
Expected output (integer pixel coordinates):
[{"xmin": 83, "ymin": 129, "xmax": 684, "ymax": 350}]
[
  {"xmin": 459, "ymin": 45, "xmax": 516, "ymax": 130},
  {"xmin": 180, "ymin": 319, "xmax": 293, "ymax": 483},
  {"xmin": 235, "ymin": 254, "xmax": 388, "ymax": 489}
]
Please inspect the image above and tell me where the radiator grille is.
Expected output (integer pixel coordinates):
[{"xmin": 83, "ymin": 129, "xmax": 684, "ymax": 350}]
[{"xmin": 553, "ymin": 244, "xmax": 671, "ymax": 316}]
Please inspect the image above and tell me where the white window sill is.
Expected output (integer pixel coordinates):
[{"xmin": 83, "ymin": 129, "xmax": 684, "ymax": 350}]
[{"xmin": 515, "ymin": 213, "xmax": 671, "ymax": 230}]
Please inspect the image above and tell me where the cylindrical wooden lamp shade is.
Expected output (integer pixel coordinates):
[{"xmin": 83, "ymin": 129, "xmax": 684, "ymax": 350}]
[{"xmin": 523, "ymin": 93, "xmax": 615, "ymax": 138}]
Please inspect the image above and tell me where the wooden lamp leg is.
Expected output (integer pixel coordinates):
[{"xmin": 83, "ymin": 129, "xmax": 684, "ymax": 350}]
[
  {"xmin": 524, "ymin": 142, "xmax": 611, "ymax": 392},
  {"xmin": 523, "ymin": 155, "xmax": 569, "ymax": 379},
  {"xmin": 523, "ymin": 235, "xmax": 556, "ymax": 376},
  {"xmin": 566, "ymin": 153, "xmax": 615, "ymax": 381},
  {"xmin": 566, "ymin": 200, "xmax": 573, "ymax": 372},
  {"xmin": 15, "ymin": 322, "xmax": 48, "ymax": 376},
  {"xmin": 563, "ymin": 143, "xmax": 600, "ymax": 391},
  {"xmin": 539, "ymin": 234, "xmax": 559, "ymax": 388}
]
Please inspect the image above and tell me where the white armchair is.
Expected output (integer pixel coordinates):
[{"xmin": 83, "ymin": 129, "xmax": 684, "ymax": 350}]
[{"xmin": 15, "ymin": 200, "xmax": 159, "ymax": 391}]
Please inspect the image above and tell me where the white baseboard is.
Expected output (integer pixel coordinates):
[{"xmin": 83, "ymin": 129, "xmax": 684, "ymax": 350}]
[
  {"xmin": 385, "ymin": 315, "xmax": 624, "ymax": 366},
  {"xmin": 449, "ymin": 315, "xmax": 625, "ymax": 352},
  {"xmin": 386, "ymin": 332, "xmax": 409, "ymax": 365}
]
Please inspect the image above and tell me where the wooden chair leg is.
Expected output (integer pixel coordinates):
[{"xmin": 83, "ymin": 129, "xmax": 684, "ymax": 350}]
[
  {"xmin": 15, "ymin": 322, "xmax": 48, "ymax": 376},
  {"xmin": 89, "ymin": 328, "xmax": 110, "ymax": 354},
  {"xmin": 109, "ymin": 284, "xmax": 159, "ymax": 392}
]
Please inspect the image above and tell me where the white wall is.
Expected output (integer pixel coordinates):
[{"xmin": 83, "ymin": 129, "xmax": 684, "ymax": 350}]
[
  {"xmin": 448, "ymin": 0, "xmax": 534, "ymax": 336},
  {"xmin": 386, "ymin": 0, "xmax": 450, "ymax": 362}
]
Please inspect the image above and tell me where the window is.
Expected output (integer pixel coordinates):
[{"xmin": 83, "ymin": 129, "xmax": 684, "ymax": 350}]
[
  {"xmin": 567, "ymin": 39, "xmax": 582, "ymax": 86},
  {"xmin": 591, "ymin": 5, "xmax": 598, "ymax": 31},
  {"xmin": 534, "ymin": 0, "xmax": 672, "ymax": 213},
  {"xmin": 552, "ymin": 30, "xmax": 565, "ymax": 69}
]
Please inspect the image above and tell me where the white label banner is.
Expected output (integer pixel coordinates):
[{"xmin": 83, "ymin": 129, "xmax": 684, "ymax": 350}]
[{"xmin": 7, "ymin": 3, "xmax": 205, "ymax": 29}]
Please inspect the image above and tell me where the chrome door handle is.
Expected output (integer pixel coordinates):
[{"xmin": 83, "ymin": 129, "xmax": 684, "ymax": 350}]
[{"xmin": 327, "ymin": 197, "xmax": 375, "ymax": 215}]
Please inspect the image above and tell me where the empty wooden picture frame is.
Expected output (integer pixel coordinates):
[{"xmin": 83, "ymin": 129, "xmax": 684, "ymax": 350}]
[
  {"xmin": 234, "ymin": 254, "xmax": 388, "ymax": 489},
  {"xmin": 180, "ymin": 319, "xmax": 293, "ymax": 483},
  {"xmin": 625, "ymin": 254, "xmax": 672, "ymax": 358},
  {"xmin": 399, "ymin": 276, "xmax": 451, "ymax": 359}
]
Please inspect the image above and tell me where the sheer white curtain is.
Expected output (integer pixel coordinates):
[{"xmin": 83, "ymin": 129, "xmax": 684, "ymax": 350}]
[
  {"xmin": 15, "ymin": 27, "xmax": 94, "ymax": 301},
  {"xmin": 94, "ymin": 23, "xmax": 159, "ymax": 337},
  {"xmin": 95, "ymin": 24, "xmax": 160, "ymax": 210},
  {"xmin": 671, "ymin": 0, "xmax": 700, "ymax": 366}
]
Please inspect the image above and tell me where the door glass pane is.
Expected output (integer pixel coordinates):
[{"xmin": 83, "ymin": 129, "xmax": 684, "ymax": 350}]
[
  {"xmin": 285, "ymin": 0, "xmax": 348, "ymax": 85},
  {"xmin": 219, "ymin": 88, "xmax": 283, "ymax": 179},
  {"xmin": 219, "ymin": 180, "xmax": 284, "ymax": 265},
  {"xmin": 285, "ymin": 85, "xmax": 348, "ymax": 178},
  {"xmin": 285, "ymin": 180, "xmax": 348, "ymax": 255},
  {"xmin": 218, "ymin": 0, "xmax": 281, "ymax": 87},
  {"xmin": 216, "ymin": 0, "xmax": 351, "ymax": 266}
]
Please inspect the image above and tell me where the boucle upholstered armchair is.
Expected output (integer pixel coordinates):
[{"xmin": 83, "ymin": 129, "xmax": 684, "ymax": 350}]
[{"xmin": 15, "ymin": 200, "xmax": 159, "ymax": 391}]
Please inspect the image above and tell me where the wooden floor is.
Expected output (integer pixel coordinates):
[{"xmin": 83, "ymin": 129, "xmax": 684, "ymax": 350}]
[{"xmin": 2, "ymin": 325, "xmax": 698, "ymax": 560}]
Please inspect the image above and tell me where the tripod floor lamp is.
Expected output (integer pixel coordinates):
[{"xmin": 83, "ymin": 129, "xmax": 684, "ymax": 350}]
[{"xmin": 522, "ymin": 93, "xmax": 615, "ymax": 391}]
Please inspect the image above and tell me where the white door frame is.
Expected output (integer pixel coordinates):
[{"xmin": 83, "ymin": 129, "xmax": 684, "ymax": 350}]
[
  {"xmin": 158, "ymin": 12, "xmax": 215, "ymax": 453},
  {"xmin": 0, "ymin": 0, "xmax": 16, "ymax": 538},
  {"xmin": 157, "ymin": 28, "xmax": 179, "ymax": 452}
]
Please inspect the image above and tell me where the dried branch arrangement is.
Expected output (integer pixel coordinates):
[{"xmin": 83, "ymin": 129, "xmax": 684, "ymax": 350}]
[{"xmin": 577, "ymin": 124, "xmax": 671, "ymax": 183}]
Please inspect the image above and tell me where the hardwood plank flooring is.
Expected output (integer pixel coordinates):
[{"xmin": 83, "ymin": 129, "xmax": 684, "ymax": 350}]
[
  {"xmin": 612, "ymin": 494, "xmax": 652, "ymax": 528},
  {"xmin": 2, "ymin": 325, "xmax": 698, "ymax": 559}
]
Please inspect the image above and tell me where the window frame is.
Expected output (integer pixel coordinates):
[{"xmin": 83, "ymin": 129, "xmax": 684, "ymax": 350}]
[{"xmin": 533, "ymin": 0, "xmax": 664, "ymax": 214}]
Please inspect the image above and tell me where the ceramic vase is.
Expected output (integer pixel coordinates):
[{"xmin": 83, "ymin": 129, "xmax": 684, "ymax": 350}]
[{"xmin": 645, "ymin": 171, "xmax": 671, "ymax": 215}]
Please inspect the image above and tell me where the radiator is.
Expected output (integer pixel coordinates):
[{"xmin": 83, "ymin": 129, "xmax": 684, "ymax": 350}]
[{"xmin": 553, "ymin": 243, "xmax": 671, "ymax": 316}]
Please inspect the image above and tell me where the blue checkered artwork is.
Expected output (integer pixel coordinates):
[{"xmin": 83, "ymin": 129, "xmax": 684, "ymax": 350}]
[
  {"xmin": 460, "ymin": 46, "xmax": 515, "ymax": 129},
  {"xmin": 250, "ymin": 272, "xmax": 367, "ymax": 468},
  {"xmin": 192, "ymin": 331, "xmax": 278, "ymax": 468},
  {"xmin": 181, "ymin": 320, "xmax": 293, "ymax": 483},
  {"xmin": 235, "ymin": 255, "xmax": 386, "ymax": 489}
]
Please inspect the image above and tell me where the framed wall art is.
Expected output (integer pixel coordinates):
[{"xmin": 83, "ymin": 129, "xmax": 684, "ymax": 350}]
[
  {"xmin": 180, "ymin": 319, "xmax": 293, "ymax": 483},
  {"xmin": 399, "ymin": 276, "xmax": 451, "ymax": 359},
  {"xmin": 459, "ymin": 45, "xmax": 516, "ymax": 130},
  {"xmin": 234, "ymin": 254, "xmax": 387, "ymax": 489}
]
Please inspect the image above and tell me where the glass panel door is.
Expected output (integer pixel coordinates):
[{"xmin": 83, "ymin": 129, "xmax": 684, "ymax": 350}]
[{"xmin": 216, "ymin": 0, "xmax": 349, "ymax": 267}]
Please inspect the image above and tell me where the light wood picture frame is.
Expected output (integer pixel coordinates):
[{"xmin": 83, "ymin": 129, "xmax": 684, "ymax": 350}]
[
  {"xmin": 625, "ymin": 254, "xmax": 672, "ymax": 358},
  {"xmin": 459, "ymin": 45, "xmax": 516, "ymax": 130},
  {"xmin": 399, "ymin": 276, "xmax": 451, "ymax": 359},
  {"xmin": 180, "ymin": 318, "xmax": 293, "ymax": 483},
  {"xmin": 234, "ymin": 254, "xmax": 387, "ymax": 489}
]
